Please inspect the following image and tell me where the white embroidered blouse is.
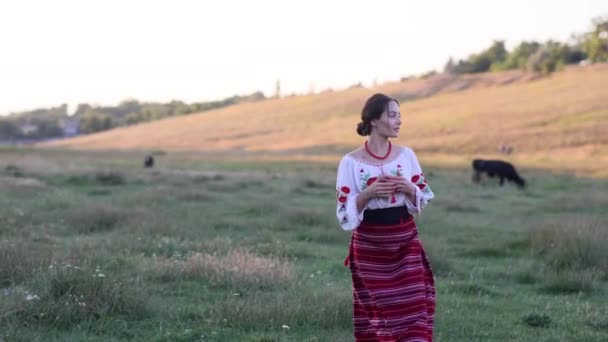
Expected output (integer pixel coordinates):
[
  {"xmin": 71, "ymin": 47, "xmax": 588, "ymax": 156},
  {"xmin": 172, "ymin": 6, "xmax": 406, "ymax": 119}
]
[{"xmin": 335, "ymin": 146, "xmax": 434, "ymax": 231}]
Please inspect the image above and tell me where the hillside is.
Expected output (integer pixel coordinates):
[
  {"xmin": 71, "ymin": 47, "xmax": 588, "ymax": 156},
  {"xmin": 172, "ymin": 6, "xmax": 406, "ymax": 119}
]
[{"xmin": 43, "ymin": 65, "xmax": 608, "ymax": 176}]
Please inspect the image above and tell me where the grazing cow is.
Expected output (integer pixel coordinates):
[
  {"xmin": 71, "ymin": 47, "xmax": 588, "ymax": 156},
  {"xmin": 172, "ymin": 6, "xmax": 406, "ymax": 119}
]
[
  {"xmin": 472, "ymin": 159, "xmax": 525, "ymax": 188},
  {"xmin": 144, "ymin": 155, "xmax": 154, "ymax": 168}
]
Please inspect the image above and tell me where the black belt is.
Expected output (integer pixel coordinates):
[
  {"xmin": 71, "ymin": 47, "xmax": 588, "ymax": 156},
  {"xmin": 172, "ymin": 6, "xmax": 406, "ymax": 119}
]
[{"xmin": 362, "ymin": 206, "xmax": 410, "ymax": 225}]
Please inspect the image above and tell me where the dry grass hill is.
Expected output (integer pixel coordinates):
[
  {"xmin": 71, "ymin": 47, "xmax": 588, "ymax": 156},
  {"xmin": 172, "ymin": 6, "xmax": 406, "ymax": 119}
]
[{"xmin": 44, "ymin": 64, "xmax": 608, "ymax": 176}]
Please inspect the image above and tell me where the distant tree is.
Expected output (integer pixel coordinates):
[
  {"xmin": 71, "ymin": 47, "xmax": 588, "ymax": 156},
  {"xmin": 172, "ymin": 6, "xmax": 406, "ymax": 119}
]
[
  {"xmin": 118, "ymin": 99, "xmax": 142, "ymax": 116},
  {"xmin": 463, "ymin": 41, "xmax": 509, "ymax": 73},
  {"xmin": 74, "ymin": 103, "xmax": 93, "ymax": 116},
  {"xmin": 561, "ymin": 46, "xmax": 587, "ymax": 64},
  {"xmin": 496, "ymin": 41, "xmax": 541, "ymax": 70},
  {"xmin": 0, "ymin": 119, "xmax": 18, "ymax": 140},
  {"xmin": 486, "ymin": 40, "xmax": 508, "ymax": 68},
  {"xmin": 451, "ymin": 41, "xmax": 518, "ymax": 74},
  {"xmin": 168, "ymin": 100, "xmax": 191, "ymax": 116},
  {"xmin": 469, "ymin": 54, "xmax": 492, "ymax": 73},
  {"xmin": 35, "ymin": 120, "xmax": 63, "ymax": 138},
  {"xmin": 450, "ymin": 59, "xmax": 473, "ymax": 74},
  {"xmin": 557, "ymin": 44, "xmax": 587, "ymax": 64},
  {"xmin": 526, "ymin": 41, "xmax": 565, "ymax": 73},
  {"xmin": 79, "ymin": 110, "xmax": 114, "ymax": 133},
  {"xmin": 443, "ymin": 57, "xmax": 456, "ymax": 74},
  {"xmin": 123, "ymin": 113, "xmax": 138, "ymax": 125},
  {"xmin": 583, "ymin": 16, "xmax": 608, "ymax": 62}
]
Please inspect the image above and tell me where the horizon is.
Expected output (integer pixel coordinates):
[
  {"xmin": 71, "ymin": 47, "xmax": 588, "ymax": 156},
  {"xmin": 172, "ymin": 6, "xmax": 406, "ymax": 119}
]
[{"xmin": 1, "ymin": 0, "xmax": 607, "ymax": 115}]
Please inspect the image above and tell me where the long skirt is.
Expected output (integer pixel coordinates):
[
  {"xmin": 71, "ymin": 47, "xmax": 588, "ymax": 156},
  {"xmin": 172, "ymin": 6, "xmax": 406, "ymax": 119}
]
[{"xmin": 345, "ymin": 210, "xmax": 435, "ymax": 342}]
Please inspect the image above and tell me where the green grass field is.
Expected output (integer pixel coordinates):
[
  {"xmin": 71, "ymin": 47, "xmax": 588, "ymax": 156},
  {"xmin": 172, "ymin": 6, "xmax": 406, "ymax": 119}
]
[{"xmin": 1, "ymin": 148, "xmax": 607, "ymax": 341}]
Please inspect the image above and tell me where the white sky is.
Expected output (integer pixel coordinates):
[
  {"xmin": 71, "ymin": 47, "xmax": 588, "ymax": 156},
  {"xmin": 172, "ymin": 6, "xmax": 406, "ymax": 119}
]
[{"xmin": 1, "ymin": 0, "xmax": 607, "ymax": 114}]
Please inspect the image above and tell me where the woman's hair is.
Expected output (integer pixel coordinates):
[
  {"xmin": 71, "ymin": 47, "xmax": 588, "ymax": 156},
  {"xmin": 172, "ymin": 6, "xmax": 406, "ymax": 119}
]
[{"xmin": 356, "ymin": 93, "xmax": 399, "ymax": 136}]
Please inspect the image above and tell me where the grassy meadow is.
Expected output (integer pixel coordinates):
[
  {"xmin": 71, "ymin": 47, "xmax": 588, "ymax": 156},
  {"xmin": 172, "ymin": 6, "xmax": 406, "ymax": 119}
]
[{"xmin": 1, "ymin": 147, "xmax": 607, "ymax": 341}]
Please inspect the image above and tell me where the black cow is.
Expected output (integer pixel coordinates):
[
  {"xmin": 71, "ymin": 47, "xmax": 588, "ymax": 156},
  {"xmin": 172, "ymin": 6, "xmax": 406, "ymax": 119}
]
[
  {"xmin": 472, "ymin": 159, "xmax": 525, "ymax": 188},
  {"xmin": 144, "ymin": 155, "xmax": 155, "ymax": 168}
]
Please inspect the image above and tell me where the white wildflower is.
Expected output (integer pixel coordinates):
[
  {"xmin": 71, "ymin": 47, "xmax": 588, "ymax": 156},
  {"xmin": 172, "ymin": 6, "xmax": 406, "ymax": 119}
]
[
  {"xmin": 93, "ymin": 266, "xmax": 105, "ymax": 277},
  {"xmin": 26, "ymin": 294, "xmax": 40, "ymax": 301}
]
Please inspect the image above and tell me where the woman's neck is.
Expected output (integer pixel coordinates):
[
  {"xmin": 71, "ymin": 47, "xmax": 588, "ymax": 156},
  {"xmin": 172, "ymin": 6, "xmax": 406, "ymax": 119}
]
[{"xmin": 366, "ymin": 135, "xmax": 390, "ymax": 156}]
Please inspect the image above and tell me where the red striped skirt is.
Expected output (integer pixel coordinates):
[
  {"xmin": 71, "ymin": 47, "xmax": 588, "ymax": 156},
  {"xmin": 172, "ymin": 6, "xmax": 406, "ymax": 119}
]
[{"xmin": 345, "ymin": 208, "xmax": 435, "ymax": 341}]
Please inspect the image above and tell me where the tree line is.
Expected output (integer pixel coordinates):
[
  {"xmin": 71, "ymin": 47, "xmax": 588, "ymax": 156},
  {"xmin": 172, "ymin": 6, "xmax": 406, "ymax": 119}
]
[
  {"xmin": 444, "ymin": 16, "xmax": 608, "ymax": 75},
  {"xmin": 0, "ymin": 92, "xmax": 265, "ymax": 141}
]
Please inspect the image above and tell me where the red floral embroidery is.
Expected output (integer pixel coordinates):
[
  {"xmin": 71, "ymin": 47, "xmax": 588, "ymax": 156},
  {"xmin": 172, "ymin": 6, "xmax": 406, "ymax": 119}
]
[
  {"xmin": 367, "ymin": 177, "xmax": 378, "ymax": 186},
  {"xmin": 411, "ymin": 173, "xmax": 431, "ymax": 193},
  {"xmin": 337, "ymin": 186, "xmax": 350, "ymax": 205}
]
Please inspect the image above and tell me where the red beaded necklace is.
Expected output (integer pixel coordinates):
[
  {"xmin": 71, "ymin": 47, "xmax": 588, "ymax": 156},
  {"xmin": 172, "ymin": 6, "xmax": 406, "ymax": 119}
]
[{"xmin": 365, "ymin": 140, "xmax": 392, "ymax": 160}]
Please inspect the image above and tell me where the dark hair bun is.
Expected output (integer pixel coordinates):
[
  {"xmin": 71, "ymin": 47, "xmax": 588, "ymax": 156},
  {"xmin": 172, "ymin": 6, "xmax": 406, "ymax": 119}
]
[{"xmin": 356, "ymin": 121, "xmax": 370, "ymax": 136}]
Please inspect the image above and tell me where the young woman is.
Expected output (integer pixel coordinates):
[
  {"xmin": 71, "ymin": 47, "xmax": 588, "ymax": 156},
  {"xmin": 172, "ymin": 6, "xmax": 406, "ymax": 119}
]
[{"xmin": 336, "ymin": 93, "xmax": 436, "ymax": 341}]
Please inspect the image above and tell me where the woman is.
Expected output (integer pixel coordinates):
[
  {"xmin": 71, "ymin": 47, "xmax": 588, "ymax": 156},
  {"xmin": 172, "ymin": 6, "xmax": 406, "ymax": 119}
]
[{"xmin": 336, "ymin": 93, "xmax": 435, "ymax": 341}]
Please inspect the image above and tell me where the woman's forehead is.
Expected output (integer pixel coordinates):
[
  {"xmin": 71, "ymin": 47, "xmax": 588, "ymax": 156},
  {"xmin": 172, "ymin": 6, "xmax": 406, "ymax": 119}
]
[{"xmin": 387, "ymin": 101, "xmax": 400, "ymax": 113}]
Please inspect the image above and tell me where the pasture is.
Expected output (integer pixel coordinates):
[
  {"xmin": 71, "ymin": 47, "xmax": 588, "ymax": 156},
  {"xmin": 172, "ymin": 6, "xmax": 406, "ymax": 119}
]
[{"xmin": 1, "ymin": 147, "xmax": 607, "ymax": 341}]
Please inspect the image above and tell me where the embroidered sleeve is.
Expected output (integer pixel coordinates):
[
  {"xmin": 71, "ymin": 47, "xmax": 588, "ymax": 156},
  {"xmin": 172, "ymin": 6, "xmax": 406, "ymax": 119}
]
[
  {"xmin": 336, "ymin": 156, "xmax": 365, "ymax": 231},
  {"xmin": 403, "ymin": 149, "xmax": 434, "ymax": 215}
]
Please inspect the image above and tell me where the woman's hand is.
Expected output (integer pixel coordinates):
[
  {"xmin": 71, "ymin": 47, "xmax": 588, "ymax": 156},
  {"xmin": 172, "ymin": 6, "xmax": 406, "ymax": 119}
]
[
  {"xmin": 357, "ymin": 175, "xmax": 395, "ymax": 211},
  {"xmin": 363, "ymin": 175, "xmax": 395, "ymax": 199},
  {"xmin": 385, "ymin": 175, "xmax": 417, "ymax": 196}
]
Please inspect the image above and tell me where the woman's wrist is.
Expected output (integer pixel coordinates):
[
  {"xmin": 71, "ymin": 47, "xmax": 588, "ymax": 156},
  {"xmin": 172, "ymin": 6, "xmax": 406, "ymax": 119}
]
[
  {"xmin": 360, "ymin": 189, "xmax": 371, "ymax": 202},
  {"xmin": 357, "ymin": 190, "xmax": 371, "ymax": 212}
]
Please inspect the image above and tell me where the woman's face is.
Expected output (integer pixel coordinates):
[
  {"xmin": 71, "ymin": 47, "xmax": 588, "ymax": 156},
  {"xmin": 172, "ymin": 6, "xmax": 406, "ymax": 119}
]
[{"xmin": 372, "ymin": 100, "xmax": 401, "ymax": 138}]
